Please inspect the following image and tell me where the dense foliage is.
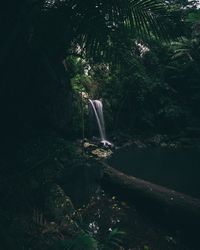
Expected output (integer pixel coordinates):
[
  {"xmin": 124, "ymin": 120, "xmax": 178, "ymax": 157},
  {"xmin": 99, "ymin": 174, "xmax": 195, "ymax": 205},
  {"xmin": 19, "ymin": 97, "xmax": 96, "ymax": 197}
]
[
  {"xmin": 0, "ymin": 0, "xmax": 200, "ymax": 250},
  {"xmin": 69, "ymin": 4, "xmax": 200, "ymax": 135}
]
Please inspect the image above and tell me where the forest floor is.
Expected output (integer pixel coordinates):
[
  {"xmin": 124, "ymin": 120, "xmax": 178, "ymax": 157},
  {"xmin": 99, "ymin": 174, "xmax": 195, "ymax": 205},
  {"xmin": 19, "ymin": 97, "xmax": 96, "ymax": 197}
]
[{"xmin": 0, "ymin": 131, "xmax": 199, "ymax": 249}]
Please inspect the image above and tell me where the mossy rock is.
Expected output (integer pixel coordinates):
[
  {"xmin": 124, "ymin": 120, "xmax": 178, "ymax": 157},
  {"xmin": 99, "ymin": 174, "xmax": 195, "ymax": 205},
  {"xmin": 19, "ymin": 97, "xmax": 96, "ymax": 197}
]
[
  {"xmin": 91, "ymin": 148, "xmax": 113, "ymax": 158},
  {"xmin": 84, "ymin": 142, "xmax": 98, "ymax": 151}
]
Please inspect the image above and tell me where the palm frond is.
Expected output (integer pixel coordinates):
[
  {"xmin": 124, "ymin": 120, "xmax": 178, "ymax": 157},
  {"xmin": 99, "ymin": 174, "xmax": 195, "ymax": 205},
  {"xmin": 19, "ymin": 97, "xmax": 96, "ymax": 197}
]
[
  {"xmin": 38, "ymin": 0, "xmax": 168, "ymax": 61},
  {"xmin": 171, "ymin": 37, "xmax": 198, "ymax": 61}
]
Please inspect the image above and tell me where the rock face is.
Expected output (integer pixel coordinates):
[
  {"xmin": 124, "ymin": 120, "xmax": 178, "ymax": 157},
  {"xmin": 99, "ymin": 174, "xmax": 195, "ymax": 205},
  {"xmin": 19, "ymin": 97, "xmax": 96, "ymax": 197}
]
[{"xmin": 45, "ymin": 184, "xmax": 75, "ymax": 220}]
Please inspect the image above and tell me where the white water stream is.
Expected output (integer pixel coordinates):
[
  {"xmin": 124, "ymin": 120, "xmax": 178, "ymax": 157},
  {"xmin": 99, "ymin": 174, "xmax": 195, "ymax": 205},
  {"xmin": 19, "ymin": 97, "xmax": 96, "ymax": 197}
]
[{"xmin": 89, "ymin": 99, "xmax": 111, "ymax": 146}]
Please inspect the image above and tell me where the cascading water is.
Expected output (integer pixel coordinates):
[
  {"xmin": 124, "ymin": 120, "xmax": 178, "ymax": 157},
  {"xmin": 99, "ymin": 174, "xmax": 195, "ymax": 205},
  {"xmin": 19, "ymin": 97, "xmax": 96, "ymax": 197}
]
[{"xmin": 89, "ymin": 99, "xmax": 111, "ymax": 147}]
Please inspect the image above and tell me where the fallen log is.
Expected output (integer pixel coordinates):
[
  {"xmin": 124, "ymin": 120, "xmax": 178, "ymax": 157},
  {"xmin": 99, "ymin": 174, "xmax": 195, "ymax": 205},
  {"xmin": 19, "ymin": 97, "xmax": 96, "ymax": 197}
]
[{"xmin": 100, "ymin": 163, "xmax": 200, "ymax": 235}]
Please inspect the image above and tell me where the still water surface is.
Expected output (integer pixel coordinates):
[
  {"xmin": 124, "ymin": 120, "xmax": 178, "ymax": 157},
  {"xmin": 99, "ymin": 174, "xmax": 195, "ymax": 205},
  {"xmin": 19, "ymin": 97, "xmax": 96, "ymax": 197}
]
[{"xmin": 109, "ymin": 147, "xmax": 200, "ymax": 199}]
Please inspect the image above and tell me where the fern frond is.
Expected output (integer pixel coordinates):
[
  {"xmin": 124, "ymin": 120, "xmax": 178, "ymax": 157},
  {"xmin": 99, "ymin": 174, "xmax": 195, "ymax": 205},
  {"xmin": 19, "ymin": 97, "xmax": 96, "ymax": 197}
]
[{"xmin": 103, "ymin": 228, "xmax": 125, "ymax": 250}]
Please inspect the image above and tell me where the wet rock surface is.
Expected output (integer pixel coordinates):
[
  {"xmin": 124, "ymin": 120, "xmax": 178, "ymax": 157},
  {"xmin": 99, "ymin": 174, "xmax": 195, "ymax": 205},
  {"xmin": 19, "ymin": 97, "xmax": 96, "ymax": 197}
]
[
  {"xmin": 83, "ymin": 139, "xmax": 114, "ymax": 159},
  {"xmin": 91, "ymin": 148, "xmax": 113, "ymax": 158}
]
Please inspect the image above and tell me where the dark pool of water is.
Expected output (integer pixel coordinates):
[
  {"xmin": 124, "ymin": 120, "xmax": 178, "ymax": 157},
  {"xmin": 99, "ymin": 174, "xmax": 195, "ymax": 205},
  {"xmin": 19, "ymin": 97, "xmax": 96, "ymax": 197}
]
[
  {"xmin": 61, "ymin": 150, "xmax": 199, "ymax": 249},
  {"xmin": 109, "ymin": 147, "xmax": 200, "ymax": 199}
]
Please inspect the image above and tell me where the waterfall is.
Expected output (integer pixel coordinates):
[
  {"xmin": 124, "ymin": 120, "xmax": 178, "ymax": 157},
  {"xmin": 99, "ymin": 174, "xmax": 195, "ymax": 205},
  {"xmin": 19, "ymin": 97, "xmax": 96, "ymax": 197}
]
[
  {"xmin": 89, "ymin": 99, "xmax": 106, "ymax": 140},
  {"xmin": 89, "ymin": 99, "xmax": 111, "ymax": 146}
]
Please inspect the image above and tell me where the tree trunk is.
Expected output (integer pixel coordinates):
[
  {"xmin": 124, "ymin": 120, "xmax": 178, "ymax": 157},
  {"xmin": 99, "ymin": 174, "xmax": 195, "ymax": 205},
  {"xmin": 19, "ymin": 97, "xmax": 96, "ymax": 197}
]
[{"xmin": 100, "ymin": 163, "xmax": 200, "ymax": 238}]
